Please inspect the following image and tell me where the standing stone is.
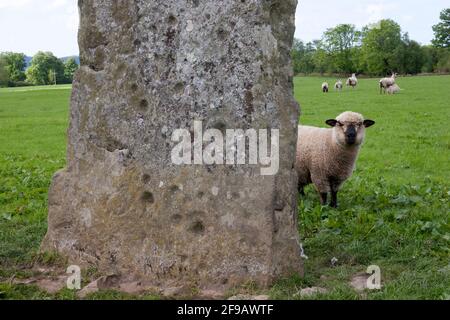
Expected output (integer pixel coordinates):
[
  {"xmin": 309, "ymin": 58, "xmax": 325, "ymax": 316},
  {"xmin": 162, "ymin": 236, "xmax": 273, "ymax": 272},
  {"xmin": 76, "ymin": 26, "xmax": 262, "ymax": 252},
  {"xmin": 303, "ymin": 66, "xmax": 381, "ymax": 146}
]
[{"xmin": 42, "ymin": 0, "xmax": 302, "ymax": 292}]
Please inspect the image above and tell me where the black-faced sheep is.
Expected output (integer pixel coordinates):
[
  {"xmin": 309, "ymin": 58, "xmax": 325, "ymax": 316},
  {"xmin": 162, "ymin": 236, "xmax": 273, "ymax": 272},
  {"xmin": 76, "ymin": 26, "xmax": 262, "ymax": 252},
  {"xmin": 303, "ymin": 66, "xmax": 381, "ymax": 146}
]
[
  {"xmin": 335, "ymin": 80, "xmax": 343, "ymax": 91},
  {"xmin": 346, "ymin": 74, "xmax": 358, "ymax": 89},
  {"xmin": 296, "ymin": 112, "xmax": 375, "ymax": 207},
  {"xmin": 322, "ymin": 82, "xmax": 329, "ymax": 93}
]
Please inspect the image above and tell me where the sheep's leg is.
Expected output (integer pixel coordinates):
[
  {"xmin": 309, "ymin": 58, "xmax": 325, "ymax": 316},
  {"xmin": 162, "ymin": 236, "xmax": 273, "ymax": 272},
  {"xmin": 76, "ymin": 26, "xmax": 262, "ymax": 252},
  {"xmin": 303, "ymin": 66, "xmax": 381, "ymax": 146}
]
[
  {"xmin": 329, "ymin": 177, "xmax": 340, "ymax": 208},
  {"xmin": 319, "ymin": 193, "xmax": 328, "ymax": 205},
  {"xmin": 330, "ymin": 191, "xmax": 338, "ymax": 208}
]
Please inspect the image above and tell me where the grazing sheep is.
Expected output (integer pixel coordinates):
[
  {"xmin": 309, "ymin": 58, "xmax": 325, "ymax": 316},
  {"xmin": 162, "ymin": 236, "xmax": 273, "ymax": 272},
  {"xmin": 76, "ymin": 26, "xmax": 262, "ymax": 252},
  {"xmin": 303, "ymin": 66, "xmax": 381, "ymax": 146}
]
[
  {"xmin": 380, "ymin": 72, "xmax": 397, "ymax": 94},
  {"xmin": 346, "ymin": 73, "xmax": 358, "ymax": 89},
  {"xmin": 322, "ymin": 82, "xmax": 329, "ymax": 93},
  {"xmin": 335, "ymin": 80, "xmax": 343, "ymax": 91},
  {"xmin": 385, "ymin": 83, "xmax": 401, "ymax": 94},
  {"xmin": 296, "ymin": 111, "xmax": 375, "ymax": 207}
]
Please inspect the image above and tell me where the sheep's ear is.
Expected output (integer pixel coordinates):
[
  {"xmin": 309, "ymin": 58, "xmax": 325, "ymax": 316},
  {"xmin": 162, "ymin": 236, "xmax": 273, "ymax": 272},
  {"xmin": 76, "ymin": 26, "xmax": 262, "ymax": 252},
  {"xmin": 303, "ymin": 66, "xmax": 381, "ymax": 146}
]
[
  {"xmin": 326, "ymin": 119, "xmax": 338, "ymax": 127},
  {"xmin": 364, "ymin": 120, "xmax": 375, "ymax": 128}
]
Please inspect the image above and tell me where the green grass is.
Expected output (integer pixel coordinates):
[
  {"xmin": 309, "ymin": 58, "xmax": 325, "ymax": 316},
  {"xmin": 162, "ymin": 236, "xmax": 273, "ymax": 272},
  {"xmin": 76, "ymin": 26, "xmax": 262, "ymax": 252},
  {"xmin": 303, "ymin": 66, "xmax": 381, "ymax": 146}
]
[
  {"xmin": 0, "ymin": 78, "xmax": 449, "ymax": 300},
  {"xmin": 270, "ymin": 75, "xmax": 450, "ymax": 300}
]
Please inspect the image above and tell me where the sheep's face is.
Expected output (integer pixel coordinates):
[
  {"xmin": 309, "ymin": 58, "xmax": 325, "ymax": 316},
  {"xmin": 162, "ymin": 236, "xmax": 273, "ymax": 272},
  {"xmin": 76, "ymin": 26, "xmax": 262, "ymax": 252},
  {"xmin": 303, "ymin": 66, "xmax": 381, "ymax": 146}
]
[{"xmin": 326, "ymin": 112, "xmax": 375, "ymax": 147}]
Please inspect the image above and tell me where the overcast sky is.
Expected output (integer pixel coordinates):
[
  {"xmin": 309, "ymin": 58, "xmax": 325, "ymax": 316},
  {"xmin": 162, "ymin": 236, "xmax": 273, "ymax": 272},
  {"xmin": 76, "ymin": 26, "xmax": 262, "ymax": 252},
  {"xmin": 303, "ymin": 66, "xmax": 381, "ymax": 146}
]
[{"xmin": 0, "ymin": 0, "xmax": 447, "ymax": 57}]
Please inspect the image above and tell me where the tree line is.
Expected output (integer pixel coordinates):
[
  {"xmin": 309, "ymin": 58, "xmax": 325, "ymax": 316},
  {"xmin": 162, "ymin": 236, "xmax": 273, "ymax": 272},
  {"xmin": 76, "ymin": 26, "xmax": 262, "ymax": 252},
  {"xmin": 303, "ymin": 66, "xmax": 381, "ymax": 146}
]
[
  {"xmin": 0, "ymin": 51, "xmax": 79, "ymax": 87},
  {"xmin": 1, "ymin": 9, "xmax": 449, "ymax": 86},
  {"xmin": 292, "ymin": 9, "xmax": 450, "ymax": 76}
]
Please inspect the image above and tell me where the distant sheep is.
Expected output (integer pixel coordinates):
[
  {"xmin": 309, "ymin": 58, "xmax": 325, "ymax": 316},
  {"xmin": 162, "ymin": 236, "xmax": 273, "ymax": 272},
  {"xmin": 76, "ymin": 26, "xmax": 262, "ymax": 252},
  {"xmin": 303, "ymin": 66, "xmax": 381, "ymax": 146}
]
[
  {"xmin": 296, "ymin": 111, "xmax": 375, "ymax": 207},
  {"xmin": 380, "ymin": 73, "xmax": 397, "ymax": 94},
  {"xmin": 335, "ymin": 80, "xmax": 343, "ymax": 91},
  {"xmin": 385, "ymin": 83, "xmax": 401, "ymax": 94},
  {"xmin": 322, "ymin": 82, "xmax": 329, "ymax": 93},
  {"xmin": 346, "ymin": 73, "xmax": 358, "ymax": 89}
]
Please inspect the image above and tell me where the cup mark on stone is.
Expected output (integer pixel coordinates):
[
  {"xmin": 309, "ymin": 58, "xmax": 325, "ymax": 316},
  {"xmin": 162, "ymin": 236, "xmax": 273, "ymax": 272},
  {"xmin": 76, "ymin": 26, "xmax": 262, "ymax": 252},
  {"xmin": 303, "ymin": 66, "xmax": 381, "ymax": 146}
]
[
  {"xmin": 189, "ymin": 220, "xmax": 205, "ymax": 234},
  {"xmin": 174, "ymin": 82, "xmax": 185, "ymax": 95},
  {"xmin": 139, "ymin": 99, "xmax": 149, "ymax": 110},
  {"xmin": 168, "ymin": 14, "xmax": 177, "ymax": 26},
  {"xmin": 169, "ymin": 185, "xmax": 183, "ymax": 194},
  {"xmin": 142, "ymin": 174, "xmax": 151, "ymax": 184},
  {"xmin": 217, "ymin": 28, "xmax": 228, "ymax": 40},
  {"xmin": 171, "ymin": 214, "xmax": 182, "ymax": 223},
  {"xmin": 141, "ymin": 191, "xmax": 155, "ymax": 204}
]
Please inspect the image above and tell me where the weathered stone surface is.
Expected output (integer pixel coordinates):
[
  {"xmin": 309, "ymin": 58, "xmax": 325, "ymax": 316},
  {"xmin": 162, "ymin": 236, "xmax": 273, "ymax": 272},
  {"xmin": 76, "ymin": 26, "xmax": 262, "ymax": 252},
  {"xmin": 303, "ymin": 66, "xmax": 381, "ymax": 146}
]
[{"xmin": 42, "ymin": 0, "xmax": 302, "ymax": 293}]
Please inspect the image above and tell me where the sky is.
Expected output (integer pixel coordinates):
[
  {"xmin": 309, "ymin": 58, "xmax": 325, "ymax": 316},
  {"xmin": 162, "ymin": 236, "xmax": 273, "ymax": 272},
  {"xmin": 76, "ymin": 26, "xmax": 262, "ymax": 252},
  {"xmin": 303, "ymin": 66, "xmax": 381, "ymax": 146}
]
[{"xmin": 0, "ymin": 0, "xmax": 447, "ymax": 57}]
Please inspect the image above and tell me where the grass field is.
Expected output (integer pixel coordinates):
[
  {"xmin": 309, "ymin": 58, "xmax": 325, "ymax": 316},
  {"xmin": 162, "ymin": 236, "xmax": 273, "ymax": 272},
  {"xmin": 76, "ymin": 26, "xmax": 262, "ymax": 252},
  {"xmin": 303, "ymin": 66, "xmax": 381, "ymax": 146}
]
[{"xmin": 0, "ymin": 76, "xmax": 449, "ymax": 300}]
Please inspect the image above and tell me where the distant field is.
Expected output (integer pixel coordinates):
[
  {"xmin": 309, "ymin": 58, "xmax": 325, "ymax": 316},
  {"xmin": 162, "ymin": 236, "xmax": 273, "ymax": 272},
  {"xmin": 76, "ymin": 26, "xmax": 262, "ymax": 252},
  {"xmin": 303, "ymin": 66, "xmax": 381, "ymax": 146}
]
[
  {"xmin": 0, "ymin": 77, "xmax": 449, "ymax": 299},
  {"xmin": 0, "ymin": 84, "xmax": 72, "ymax": 93}
]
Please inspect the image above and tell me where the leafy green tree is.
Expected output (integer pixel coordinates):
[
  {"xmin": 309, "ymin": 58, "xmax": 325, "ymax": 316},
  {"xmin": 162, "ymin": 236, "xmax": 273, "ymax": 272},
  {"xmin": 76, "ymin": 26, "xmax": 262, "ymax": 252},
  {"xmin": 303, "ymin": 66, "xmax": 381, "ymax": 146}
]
[
  {"xmin": 393, "ymin": 34, "xmax": 425, "ymax": 74},
  {"xmin": 0, "ymin": 56, "xmax": 10, "ymax": 87},
  {"xmin": 292, "ymin": 39, "xmax": 316, "ymax": 74},
  {"xmin": 361, "ymin": 19, "xmax": 403, "ymax": 75},
  {"xmin": 432, "ymin": 8, "xmax": 450, "ymax": 49},
  {"xmin": 25, "ymin": 52, "xmax": 65, "ymax": 85},
  {"xmin": 0, "ymin": 52, "xmax": 26, "ymax": 83},
  {"xmin": 436, "ymin": 49, "xmax": 450, "ymax": 73},
  {"xmin": 311, "ymin": 40, "xmax": 332, "ymax": 74},
  {"xmin": 63, "ymin": 58, "xmax": 79, "ymax": 83},
  {"xmin": 323, "ymin": 24, "xmax": 361, "ymax": 73},
  {"xmin": 422, "ymin": 46, "xmax": 440, "ymax": 73}
]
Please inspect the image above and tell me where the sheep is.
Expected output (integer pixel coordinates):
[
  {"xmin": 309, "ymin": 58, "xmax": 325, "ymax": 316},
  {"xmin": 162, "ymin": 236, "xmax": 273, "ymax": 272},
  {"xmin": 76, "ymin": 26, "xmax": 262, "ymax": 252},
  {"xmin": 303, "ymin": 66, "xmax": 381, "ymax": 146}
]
[
  {"xmin": 322, "ymin": 82, "xmax": 329, "ymax": 93},
  {"xmin": 334, "ymin": 80, "xmax": 343, "ymax": 92},
  {"xmin": 296, "ymin": 111, "xmax": 375, "ymax": 208},
  {"xmin": 385, "ymin": 83, "xmax": 401, "ymax": 94},
  {"xmin": 379, "ymin": 72, "xmax": 397, "ymax": 94},
  {"xmin": 346, "ymin": 73, "xmax": 358, "ymax": 89}
]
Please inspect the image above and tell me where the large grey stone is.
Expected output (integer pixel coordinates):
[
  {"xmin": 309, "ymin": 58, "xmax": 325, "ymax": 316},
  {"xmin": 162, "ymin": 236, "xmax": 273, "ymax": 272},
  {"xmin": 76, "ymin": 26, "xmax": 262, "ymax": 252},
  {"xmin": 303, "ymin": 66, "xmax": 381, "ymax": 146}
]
[{"xmin": 42, "ymin": 0, "xmax": 302, "ymax": 292}]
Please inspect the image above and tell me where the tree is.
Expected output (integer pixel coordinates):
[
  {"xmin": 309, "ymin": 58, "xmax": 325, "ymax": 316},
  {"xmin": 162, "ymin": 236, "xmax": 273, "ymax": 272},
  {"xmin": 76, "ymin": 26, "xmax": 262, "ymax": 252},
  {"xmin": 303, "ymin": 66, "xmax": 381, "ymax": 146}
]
[
  {"xmin": 361, "ymin": 19, "xmax": 403, "ymax": 75},
  {"xmin": 393, "ymin": 34, "xmax": 425, "ymax": 74},
  {"xmin": 422, "ymin": 45, "xmax": 440, "ymax": 73},
  {"xmin": 291, "ymin": 39, "xmax": 316, "ymax": 74},
  {"xmin": 312, "ymin": 40, "xmax": 332, "ymax": 74},
  {"xmin": 323, "ymin": 24, "xmax": 361, "ymax": 74},
  {"xmin": 25, "ymin": 52, "xmax": 65, "ymax": 85},
  {"xmin": 432, "ymin": 8, "xmax": 450, "ymax": 49},
  {"xmin": 0, "ymin": 52, "xmax": 26, "ymax": 83},
  {"xmin": 0, "ymin": 56, "xmax": 10, "ymax": 87},
  {"xmin": 436, "ymin": 49, "xmax": 450, "ymax": 73},
  {"xmin": 64, "ymin": 58, "xmax": 79, "ymax": 83}
]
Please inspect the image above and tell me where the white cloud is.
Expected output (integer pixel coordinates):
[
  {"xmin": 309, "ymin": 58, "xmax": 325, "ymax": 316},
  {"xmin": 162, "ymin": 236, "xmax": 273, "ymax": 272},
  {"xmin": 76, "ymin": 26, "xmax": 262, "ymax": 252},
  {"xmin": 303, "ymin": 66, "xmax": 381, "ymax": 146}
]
[
  {"xmin": 64, "ymin": 3, "xmax": 79, "ymax": 33},
  {"xmin": 0, "ymin": 0, "xmax": 32, "ymax": 9},
  {"xmin": 0, "ymin": 0, "xmax": 445, "ymax": 56},
  {"xmin": 294, "ymin": 0, "xmax": 439, "ymax": 45},
  {"xmin": 365, "ymin": 1, "xmax": 399, "ymax": 24},
  {"xmin": 50, "ymin": 0, "xmax": 68, "ymax": 9}
]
